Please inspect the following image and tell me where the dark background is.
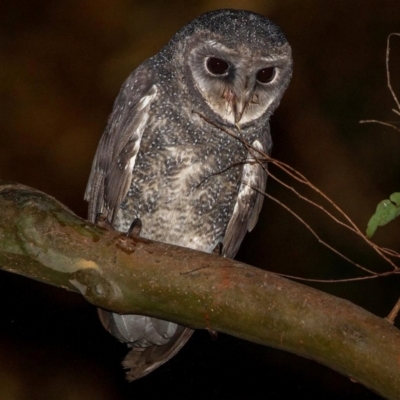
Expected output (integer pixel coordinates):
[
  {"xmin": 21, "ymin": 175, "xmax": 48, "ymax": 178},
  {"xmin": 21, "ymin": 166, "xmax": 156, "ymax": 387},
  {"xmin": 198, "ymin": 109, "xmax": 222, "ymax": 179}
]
[{"xmin": 1, "ymin": 1, "xmax": 400, "ymax": 399}]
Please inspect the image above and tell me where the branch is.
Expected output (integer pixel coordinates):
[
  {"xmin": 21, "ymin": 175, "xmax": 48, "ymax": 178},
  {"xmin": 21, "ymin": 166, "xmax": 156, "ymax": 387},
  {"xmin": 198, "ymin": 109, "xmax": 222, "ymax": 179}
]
[{"xmin": 0, "ymin": 180, "xmax": 399, "ymax": 399}]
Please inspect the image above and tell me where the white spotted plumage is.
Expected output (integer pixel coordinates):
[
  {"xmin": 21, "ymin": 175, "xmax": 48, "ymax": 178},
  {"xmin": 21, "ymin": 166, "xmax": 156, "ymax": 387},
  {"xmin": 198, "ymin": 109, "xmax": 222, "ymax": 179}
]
[{"xmin": 85, "ymin": 9, "xmax": 292, "ymax": 381}]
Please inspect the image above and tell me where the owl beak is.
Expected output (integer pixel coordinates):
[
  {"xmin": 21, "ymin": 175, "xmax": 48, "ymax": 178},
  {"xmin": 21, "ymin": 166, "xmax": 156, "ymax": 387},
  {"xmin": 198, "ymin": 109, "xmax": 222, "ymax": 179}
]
[
  {"xmin": 233, "ymin": 91, "xmax": 253, "ymax": 123},
  {"xmin": 233, "ymin": 100, "xmax": 246, "ymax": 123}
]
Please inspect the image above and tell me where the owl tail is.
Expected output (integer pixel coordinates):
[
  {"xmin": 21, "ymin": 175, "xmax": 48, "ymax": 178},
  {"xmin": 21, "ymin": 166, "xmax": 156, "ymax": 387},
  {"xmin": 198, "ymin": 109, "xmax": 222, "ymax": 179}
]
[
  {"xmin": 98, "ymin": 309, "xmax": 194, "ymax": 381},
  {"xmin": 123, "ymin": 326, "xmax": 194, "ymax": 381}
]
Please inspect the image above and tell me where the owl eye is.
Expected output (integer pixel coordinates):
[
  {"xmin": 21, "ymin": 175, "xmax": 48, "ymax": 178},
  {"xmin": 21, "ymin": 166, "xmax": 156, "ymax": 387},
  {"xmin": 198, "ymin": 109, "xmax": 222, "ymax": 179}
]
[
  {"xmin": 206, "ymin": 57, "xmax": 229, "ymax": 75},
  {"xmin": 256, "ymin": 67, "xmax": 275, "ymax": 83}
]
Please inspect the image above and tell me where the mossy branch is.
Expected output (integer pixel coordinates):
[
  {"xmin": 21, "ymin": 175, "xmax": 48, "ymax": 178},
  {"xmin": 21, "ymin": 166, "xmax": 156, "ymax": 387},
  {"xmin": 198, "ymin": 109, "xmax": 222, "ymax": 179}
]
[{"xmin": 0, "ymin": 180, "xmax": 399, "ymax": 399}]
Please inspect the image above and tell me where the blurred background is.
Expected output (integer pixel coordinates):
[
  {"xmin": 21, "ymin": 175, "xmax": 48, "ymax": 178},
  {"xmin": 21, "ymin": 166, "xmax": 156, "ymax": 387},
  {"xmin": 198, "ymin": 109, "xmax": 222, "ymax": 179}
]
[{"xmin": 1, "ymin": 0, "xmax": 400, "ymax": 398}]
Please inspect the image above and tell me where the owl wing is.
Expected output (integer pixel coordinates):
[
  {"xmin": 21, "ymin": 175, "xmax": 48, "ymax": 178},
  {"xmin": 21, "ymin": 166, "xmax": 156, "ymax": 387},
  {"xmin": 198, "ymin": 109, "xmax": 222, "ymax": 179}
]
[
  {"xmin": 85, "ymin": 62, "xmax": 158, "ymax": 223},
  {"xmin": 86, "ymin": 64, "xmax": 194, "ymax": 381},
  {"xmin": 222, "ymin": 131, "xmax": 271, "ymax": 259}
]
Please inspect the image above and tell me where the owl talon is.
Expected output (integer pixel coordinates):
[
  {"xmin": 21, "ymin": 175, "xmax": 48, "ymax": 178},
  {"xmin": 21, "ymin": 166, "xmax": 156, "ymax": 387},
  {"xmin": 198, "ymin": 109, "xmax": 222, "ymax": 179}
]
[
  {"xmin": 95, "ymin": 213, "xmax": 115, "ymax": 231},
  {"xmin": 212, "ymin": 242, "xmax": 223, "ymax": 256},
  {"xmin": 207, "ymin": 329, "xmax": 218, "ymax": 341},
  {"xmin": 127, "ymin": 218, "xmax": 143, "ymax": 238}
]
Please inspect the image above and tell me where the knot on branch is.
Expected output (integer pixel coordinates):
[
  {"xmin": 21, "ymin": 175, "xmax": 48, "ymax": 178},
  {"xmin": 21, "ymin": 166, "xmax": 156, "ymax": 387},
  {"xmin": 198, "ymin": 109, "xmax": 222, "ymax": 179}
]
[{"xmin": 70, "ymin": 266, "xmax": 122, "ymax": 304}]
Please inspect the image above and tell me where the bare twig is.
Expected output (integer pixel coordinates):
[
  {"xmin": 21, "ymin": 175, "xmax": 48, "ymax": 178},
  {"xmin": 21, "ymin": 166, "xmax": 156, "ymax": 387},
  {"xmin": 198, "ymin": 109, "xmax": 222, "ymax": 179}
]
[
  {"xmin": 196, "ymin": 110, "xmax": 400, "ymax": 281},
  {"xmin": 359, "ymin": 119, "xmax": 400, "ymax": 133},
  {"xmin": 360, "ymin": 33, "xmax": 400, "ymax": 128},
  {"xmin": 387, "ymin": 296, "xmax": 400, "ymax": 324},
  {"xmin": 386, "ymin": 33, "xmax": 400, "ymax": 112}
]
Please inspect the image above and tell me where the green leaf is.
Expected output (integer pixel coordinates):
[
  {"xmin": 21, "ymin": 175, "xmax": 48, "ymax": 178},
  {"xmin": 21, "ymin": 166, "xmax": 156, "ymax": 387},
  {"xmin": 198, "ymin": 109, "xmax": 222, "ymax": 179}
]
[{"xmin": 366, "ymin": 192, "xmax": 400, "ymax": 238}]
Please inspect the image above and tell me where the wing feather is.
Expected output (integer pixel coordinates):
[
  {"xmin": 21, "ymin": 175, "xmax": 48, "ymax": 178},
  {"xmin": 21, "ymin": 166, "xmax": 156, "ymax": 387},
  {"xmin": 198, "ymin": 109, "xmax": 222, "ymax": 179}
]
[
  {"xmin": 222, "ymin": 131, "xmax": 271, "ymax": 259},
  {"xmin": 84, "ymin": 63, "xmax": 157, "ymax": 223}
]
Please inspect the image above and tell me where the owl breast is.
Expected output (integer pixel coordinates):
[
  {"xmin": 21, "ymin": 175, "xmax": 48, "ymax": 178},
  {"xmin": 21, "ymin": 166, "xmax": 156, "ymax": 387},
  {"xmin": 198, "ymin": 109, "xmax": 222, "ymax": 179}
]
[{"xmin": 113, "ymin": 115, "xmax": 249, "ymax": 253}]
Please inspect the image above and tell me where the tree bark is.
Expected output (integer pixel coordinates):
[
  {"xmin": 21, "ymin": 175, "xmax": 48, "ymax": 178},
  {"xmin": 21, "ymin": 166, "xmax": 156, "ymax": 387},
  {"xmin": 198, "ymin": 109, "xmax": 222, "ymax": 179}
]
[{"xmin": 0, "ymin": 180, "xmax": 399, "ymax": 399}]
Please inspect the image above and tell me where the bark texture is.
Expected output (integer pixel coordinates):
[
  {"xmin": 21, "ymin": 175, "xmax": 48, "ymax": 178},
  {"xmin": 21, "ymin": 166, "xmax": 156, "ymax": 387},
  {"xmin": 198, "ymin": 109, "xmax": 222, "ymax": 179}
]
[{"xmin": 0, "ymin": 181, "xmax": 399, "ymax": 399}]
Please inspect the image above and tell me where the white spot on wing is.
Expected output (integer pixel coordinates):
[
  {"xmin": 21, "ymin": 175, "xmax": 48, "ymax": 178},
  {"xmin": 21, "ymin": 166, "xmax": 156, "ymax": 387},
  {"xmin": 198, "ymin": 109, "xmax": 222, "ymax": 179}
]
[
  {"xmin": 137, "ymin": 89, "xmax": 156, "ymax": 111},
  {"xmin": 125, "ymin": 86, "xmax": 158, "ymax": 174}
]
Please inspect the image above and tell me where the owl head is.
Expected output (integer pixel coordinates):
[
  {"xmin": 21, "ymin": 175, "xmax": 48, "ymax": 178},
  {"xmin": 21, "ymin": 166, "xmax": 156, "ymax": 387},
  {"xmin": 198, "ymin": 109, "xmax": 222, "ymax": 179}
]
[{"xmin": 162, "ymin": 9, "xmax": 292, "ymax": 127}]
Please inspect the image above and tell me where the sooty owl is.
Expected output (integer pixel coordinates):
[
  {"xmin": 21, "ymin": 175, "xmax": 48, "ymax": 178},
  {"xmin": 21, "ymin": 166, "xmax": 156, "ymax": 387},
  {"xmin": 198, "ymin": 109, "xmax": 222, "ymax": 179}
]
[{"xmin": 85, "ymin": 9, "xmax": 292, "ymax": 381}]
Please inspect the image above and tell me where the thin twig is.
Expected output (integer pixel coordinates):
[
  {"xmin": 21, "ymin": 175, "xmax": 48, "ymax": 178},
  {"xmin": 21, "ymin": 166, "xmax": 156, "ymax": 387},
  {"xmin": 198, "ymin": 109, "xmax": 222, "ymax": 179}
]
[
  {"xmin": 386, "ymin": 296, "xmax": 400, "ymax": 324},
  {"xmin": 265, "ymin": 163, "xmax": 400, "ymax": 269},
  {"xmin": 359, "ymin": 119, "xmax": 400, "ymax": 133},
  {"xmin": 359, "ymin": 33, "xmax": 400, "ymax": 129},
  {"xmin": 195, "ymin": 109, "xmax": 400, "ymax": 280},
  {"xmin": 279, "ymin": 270, "xmax": 398, "ymax": 284},
  {"xmin": 258, "ymin": 188, "xmax": 378, "ymax": 276},
  {"xmin": 386, "ymin": 33, "xmax": 400, "ymax": 112}
]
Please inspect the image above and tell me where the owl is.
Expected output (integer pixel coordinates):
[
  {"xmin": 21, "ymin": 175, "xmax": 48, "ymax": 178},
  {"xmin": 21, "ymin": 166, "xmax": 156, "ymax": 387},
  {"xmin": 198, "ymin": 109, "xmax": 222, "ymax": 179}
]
[{"xmin": 85, "ymin": 9, "xmax": 292, "ymax": 381}]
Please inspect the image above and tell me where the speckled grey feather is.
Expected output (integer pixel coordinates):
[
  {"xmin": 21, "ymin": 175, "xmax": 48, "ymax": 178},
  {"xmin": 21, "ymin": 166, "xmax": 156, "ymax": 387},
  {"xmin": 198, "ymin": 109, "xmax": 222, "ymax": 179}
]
[{"xmin": 85, "ymin": 9, "xmax": 292, "ymax": 381}]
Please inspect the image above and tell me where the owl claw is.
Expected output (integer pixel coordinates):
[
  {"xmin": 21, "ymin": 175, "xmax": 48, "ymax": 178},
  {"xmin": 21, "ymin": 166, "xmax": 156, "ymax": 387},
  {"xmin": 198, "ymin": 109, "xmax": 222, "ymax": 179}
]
[
  {"xmin": 212, "ymin": 242, "xmax": 223, "ymax": 256},
  {"xmin": 95, "ymin": 213, "xmax": 115, "ymax": 231},
  {"xmin": 207, "ymin": 329, "xmax": 218, "ymax": 341},
  {"xmin": 127, "ymin": 218, "xmax": 143, "ymax": 238}
]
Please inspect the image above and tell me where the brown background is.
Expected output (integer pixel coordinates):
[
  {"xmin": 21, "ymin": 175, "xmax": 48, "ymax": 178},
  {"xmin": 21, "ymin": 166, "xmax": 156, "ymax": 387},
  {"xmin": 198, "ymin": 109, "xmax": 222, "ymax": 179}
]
[{"xmin": 1, "ymin": 1, "xmax": 400, "ymax": 399}]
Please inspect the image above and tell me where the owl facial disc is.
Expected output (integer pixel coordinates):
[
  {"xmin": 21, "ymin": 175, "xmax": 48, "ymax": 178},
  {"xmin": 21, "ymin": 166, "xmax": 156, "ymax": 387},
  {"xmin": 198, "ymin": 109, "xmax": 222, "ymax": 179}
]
[{"xmin": 184, "ymin": 20, "xmax": 292, "ymax": 126}]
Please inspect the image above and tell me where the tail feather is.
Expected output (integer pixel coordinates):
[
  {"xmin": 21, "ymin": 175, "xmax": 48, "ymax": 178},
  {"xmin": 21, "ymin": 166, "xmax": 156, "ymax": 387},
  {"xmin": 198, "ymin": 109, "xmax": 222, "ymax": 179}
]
[
  {"xmin": 98, "ymin": 309, "xmax": 194, "ymax": 380},
  {"xmin": 122, "ymin": 326, "xmax": 194, "ymax": 381}
]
